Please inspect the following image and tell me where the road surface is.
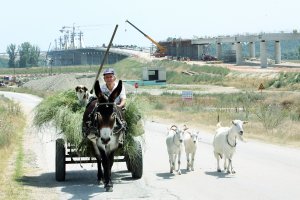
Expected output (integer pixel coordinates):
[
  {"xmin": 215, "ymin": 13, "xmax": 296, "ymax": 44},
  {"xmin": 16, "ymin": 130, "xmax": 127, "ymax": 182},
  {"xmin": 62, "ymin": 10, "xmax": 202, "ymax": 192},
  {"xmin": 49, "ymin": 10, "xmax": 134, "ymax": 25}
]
[{"xmin": 1, "ymin": 91, "xmax": 300, "ymax": 200}]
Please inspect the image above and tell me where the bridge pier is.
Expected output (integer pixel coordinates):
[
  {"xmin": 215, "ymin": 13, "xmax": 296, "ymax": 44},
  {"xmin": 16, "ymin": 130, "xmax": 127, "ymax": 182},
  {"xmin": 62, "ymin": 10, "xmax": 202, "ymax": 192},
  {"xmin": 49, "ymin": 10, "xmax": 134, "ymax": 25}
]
[
  {"xmin": 216, "ymin": 43, "xmax": 222, "ymax": 60},
  {"xmin": 236, "ymin": 42, "xmax": 243, "ymax": 65},
  {"xmin": 249, "ymin": 42, "xmax": 255, "ymax": 58},
  {"xmin": 260, "ymin": 40, "xmax": 268, "ymax": 68},
  {"xmin": 275, "ymin": 41, "xmax": 281, "ymax": 64},
  {"xmin": 197, "ymin": 45, "xmax": 205, "ymax": 60}
]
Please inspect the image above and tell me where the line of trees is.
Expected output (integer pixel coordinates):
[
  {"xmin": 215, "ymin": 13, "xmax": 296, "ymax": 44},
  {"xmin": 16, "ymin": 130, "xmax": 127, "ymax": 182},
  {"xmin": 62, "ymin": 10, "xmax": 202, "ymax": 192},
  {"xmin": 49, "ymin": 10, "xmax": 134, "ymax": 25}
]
[{"xmin": 6, "ymin": 42, "xmax": 40, "ymax": 68}]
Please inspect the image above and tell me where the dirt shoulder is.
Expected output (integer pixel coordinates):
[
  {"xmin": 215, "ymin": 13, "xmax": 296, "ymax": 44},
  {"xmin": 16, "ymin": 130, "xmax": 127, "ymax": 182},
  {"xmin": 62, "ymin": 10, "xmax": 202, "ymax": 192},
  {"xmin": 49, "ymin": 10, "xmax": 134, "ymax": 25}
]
[{"xmin": 0, "ymin": 92, "xmax": 59, "ymax": 200}]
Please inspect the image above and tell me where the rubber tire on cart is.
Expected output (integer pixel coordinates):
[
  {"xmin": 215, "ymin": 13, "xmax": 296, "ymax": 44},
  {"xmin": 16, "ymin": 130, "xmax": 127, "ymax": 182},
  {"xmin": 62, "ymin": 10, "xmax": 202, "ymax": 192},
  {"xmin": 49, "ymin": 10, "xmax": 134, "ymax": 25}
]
[
  {"xmin": 125, "ymin": 155, "xmax": 132, "ymax": 172},
  {"xmin": 55, "ymin": 138, "xmax": 66, "ymax": 181},
  {"xmin": 130, "ymin": 140, "xmax": 143, "ymax": 179}
]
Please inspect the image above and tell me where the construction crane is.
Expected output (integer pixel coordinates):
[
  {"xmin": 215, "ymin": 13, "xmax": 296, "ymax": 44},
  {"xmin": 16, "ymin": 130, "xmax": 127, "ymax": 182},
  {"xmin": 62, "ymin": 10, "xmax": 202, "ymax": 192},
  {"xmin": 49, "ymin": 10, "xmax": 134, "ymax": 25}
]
[
  {"xmin": 125, "ymin": 20, "xmax": 167, "ymax": 57},
  {"xmin": 59, "ymin": 23, "xmax": 78, "ymax": 49}
]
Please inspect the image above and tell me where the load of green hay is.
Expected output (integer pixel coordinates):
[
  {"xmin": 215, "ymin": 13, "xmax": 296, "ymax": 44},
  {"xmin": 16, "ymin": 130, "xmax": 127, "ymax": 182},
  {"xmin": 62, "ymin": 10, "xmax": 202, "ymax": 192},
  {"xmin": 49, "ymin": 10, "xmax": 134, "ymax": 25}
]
[{"xmin": 33, "ymin": 89, "xmax": 144, "ymax": 156}]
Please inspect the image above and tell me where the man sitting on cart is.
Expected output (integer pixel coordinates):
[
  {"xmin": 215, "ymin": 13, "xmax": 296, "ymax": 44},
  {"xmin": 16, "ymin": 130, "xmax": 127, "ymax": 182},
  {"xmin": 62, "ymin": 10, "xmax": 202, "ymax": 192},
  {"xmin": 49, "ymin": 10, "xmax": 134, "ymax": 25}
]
[
  {"xmin": 100, "ymin": 68, "xmax": 126, "ymax": 109},
  {"xmin": 82, "ymin": 68, "xmax": 127, "ymax": 146}
]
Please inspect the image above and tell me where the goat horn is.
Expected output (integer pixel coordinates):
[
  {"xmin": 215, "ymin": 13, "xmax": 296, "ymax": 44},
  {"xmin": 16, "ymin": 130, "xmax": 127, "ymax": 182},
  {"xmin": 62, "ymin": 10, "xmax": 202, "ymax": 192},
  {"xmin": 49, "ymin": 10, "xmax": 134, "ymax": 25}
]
[{"xmin": 170, "ymin": 125, "xmax": 177, "ymax": 129}]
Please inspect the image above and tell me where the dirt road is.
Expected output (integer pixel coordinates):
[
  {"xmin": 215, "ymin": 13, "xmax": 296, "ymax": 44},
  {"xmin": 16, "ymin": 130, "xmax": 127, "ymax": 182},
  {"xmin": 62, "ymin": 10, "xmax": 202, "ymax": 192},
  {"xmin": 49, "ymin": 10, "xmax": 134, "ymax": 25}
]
[{"xmin": 1, "ymin": 91, "xmax": 300, "ymax": 200}]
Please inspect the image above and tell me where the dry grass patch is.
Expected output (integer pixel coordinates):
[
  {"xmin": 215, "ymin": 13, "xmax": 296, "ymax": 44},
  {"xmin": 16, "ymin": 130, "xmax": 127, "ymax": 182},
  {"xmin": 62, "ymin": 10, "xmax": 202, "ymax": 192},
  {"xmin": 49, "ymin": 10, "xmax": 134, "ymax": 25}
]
[
  {"xmin": 0, "ymin": 98, "xmax": 27, "ymax": 200},
  {"xmin": 142, "ymin": 91, "xmax": 300, "ymax": 147}
]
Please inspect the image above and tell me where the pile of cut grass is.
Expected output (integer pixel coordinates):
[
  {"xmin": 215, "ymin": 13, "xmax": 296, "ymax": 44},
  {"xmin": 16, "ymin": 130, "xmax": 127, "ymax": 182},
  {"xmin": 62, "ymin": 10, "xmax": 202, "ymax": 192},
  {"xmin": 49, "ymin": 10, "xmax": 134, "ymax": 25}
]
[{"xmin": 33, "ymin": 90, "xmax": 144, "ymax": 156}]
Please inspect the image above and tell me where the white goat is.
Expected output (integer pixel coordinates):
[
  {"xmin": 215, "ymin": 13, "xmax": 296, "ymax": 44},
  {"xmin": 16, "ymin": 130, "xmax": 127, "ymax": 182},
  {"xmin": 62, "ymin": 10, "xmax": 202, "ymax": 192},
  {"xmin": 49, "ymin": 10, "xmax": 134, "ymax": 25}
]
[
  {"xmin": 213, "ymin": 120, "xmax": 247, "ymax": 174},
  {"xmin": 183, "ymin": 129, "xmax": 199, "ymax": 171},
  {"xmin": 166, "ymin": 125, "xmax": 184, "ymax": 175}
]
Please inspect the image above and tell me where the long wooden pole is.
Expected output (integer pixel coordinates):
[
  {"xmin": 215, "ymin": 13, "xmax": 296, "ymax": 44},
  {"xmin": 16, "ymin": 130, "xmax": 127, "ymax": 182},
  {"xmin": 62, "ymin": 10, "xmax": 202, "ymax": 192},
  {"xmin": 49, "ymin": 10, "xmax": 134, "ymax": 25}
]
[{"xmin": 90, "ymin": 24, "xmax": 118, "ymax": 94}]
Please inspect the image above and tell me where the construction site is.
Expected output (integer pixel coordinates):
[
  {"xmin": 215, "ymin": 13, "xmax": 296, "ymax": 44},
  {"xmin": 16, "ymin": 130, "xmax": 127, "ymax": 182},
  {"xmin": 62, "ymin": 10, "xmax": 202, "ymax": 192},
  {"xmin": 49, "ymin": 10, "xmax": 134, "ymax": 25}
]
[{"xmin": 46, "ymin": 20, "xmax": 300, "ymax": 69}]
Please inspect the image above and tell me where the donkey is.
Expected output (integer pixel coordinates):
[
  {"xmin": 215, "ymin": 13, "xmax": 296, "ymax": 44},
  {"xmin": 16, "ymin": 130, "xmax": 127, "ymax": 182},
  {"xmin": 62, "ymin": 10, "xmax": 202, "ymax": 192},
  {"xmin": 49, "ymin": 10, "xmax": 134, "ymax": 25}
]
[{"xmin": 82, "ymin": 80, "xmax": 124, "ymax": 192}]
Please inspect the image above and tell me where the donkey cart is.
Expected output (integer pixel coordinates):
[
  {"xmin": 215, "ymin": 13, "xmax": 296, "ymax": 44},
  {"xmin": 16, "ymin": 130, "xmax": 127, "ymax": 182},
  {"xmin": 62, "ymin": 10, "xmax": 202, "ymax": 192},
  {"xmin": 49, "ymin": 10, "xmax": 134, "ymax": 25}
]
[{"xmin": 55, "ymin": 136, "xmax": 143, "ymax": 182}]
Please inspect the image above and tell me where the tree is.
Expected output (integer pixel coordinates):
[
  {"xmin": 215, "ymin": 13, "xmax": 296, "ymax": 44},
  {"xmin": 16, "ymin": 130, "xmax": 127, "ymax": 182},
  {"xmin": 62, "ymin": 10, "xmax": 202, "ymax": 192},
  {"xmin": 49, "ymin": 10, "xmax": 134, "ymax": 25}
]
[
  {"xmin": 18, "ymin": 42, "xmax": 40, "ymax": 67},
  {"xmin": 6, "ymin": 44, "xmax": 17, "ymax": 68},
  {"xmin": 29, "ymin": 45, "xmax": 40, "ymax": 66}
]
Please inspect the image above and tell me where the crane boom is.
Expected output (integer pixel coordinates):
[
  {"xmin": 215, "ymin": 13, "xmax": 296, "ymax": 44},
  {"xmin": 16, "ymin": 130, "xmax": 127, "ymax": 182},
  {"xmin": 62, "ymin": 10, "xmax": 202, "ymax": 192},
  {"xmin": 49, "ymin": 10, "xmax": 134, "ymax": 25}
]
[{"xmin": 125, "ymin": 20, "xmax": 166, "ymax": 57}]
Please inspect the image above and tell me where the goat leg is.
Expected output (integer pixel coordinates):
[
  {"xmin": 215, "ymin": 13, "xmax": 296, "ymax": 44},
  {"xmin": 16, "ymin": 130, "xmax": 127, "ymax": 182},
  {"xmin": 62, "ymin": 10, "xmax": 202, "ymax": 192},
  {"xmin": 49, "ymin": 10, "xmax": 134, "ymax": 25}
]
[
  {"xmin": 177, "ymin": 151, "xmax": 182, "ymax": 175},
  {"xmin": 224, "ymin": 158, "xmax": 228, "ymax": 172},
  {"xmin": 168, "ymin": 154, "xmax": 174, "ymax": 173},
  {"xmin": 214, "ymin": 152, "xmax": 221, "ymax": 172},
  {"xmin": 186, "ymin": 153, "xmax": 190, "ymax": 170},
  {"xmin": 229, "ymin": 159, "xmax": 235, "ymax": 174},
  {"xmin": 191, "ymin": 152, "xmax": 195, "ymax": 171},
  {"xmin": 226, "ymin": 159, "xmax": 231, "ymax": 174}
]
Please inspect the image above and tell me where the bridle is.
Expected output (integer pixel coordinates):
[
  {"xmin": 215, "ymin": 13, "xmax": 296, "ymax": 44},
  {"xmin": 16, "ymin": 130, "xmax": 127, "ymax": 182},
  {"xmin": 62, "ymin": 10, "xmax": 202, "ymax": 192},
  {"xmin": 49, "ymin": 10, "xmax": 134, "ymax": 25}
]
[{"xmin": 92, "ymin": 102, "xmax": 126, "ymax": 136}]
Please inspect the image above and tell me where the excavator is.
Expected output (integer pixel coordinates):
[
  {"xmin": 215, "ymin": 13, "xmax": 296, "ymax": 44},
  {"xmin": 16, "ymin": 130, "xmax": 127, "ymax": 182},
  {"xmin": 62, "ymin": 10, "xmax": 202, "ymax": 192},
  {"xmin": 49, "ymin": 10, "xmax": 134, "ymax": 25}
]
[{"xmin": 125, "ymin": 20, "xmax": 167, "ymax": 57}]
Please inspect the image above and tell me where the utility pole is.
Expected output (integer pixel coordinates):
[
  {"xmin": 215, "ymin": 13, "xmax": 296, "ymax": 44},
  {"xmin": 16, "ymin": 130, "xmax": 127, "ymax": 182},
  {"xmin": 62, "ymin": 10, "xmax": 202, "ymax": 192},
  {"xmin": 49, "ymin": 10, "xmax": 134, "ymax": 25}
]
[
  {"xmin": 78, "ymin": 31, "xmax": 84, "ymax": 48},
  {"xmin": 71, "ymin": 23, "xmax": 75, "ymax": 49}
]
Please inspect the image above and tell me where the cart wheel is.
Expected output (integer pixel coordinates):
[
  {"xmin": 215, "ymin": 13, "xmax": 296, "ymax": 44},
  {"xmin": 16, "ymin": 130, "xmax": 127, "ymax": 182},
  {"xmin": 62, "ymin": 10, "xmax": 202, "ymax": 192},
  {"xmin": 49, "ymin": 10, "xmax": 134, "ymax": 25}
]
[
  {"xmin": 55, "ymin": 138, "xmax": 66, "ymax": 181},
  {"xmin": 130, "ymin": 140, "xmax": 143, "ymax": 179},
  {"xmin": 125, "ymin": 155, "xmax": 132, "ymax": 172}
]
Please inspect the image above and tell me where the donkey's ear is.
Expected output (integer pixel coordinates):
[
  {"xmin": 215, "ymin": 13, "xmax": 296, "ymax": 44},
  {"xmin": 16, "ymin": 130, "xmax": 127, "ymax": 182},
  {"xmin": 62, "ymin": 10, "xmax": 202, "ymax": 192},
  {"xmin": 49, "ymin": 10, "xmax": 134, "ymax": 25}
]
[
  {"xmin": 109, "ymin": 80, "xmax": 122, "ymax": 102},
  {"xmin": 94, "ymin": 80, "xmax": 102, "ymax": 99}
]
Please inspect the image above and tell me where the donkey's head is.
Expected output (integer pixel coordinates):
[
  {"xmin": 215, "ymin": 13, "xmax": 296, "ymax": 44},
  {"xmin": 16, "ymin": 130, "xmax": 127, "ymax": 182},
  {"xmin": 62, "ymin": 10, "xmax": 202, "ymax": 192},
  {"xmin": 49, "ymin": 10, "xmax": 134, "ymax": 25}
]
[{"xmin": 93, "ymin": 80, "xmax": 122, "ymax": 145}]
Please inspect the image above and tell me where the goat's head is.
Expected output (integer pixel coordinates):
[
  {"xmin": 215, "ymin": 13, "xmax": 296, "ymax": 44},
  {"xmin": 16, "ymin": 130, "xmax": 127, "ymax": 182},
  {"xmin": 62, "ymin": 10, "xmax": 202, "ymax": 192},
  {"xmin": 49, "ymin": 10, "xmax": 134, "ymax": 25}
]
[
  {"xmin": 232, "ymin": 120, "xmax": 248, "ymax": 139},
  {"xmin": 183, "ymin": 128, "xmax": 199, "ymax": 143},
  {"xmin": 93, "ymin": 80, "xmax": 122, "ymax": 145},
  {"xmin": 169, "ymin": 125, "xmax": 184, "ymax": 143},
  {"xmin": 176, "ymin": 128, "xmax": 184, "ymax": 143},
  {"xmin": 191, "ymin": 132, "xmax": 199, "ymax": 143}
]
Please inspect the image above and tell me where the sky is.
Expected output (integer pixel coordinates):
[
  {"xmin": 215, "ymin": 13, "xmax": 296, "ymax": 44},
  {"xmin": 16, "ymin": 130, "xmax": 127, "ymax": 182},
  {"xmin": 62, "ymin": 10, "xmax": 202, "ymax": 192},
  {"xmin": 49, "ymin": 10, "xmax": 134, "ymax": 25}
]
[{"xmin": 1, "ymin": 0, "xmax": 299, "ymax": 53}]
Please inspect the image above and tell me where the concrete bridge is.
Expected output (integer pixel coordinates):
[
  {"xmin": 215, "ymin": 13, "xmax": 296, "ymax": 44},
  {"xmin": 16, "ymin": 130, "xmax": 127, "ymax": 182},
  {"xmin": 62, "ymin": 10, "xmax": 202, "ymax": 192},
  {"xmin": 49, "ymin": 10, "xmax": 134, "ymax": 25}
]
[
  {"xmin": 48, "ymin": 47, "xmax": 130, "ymax": 66},
  {"xmin": 192, "ymin": 31, "xmax": 300, "ymax": 67},
  {"xmin": 48, "ymin": 31, "xmax": 300, "ymax": 68}
]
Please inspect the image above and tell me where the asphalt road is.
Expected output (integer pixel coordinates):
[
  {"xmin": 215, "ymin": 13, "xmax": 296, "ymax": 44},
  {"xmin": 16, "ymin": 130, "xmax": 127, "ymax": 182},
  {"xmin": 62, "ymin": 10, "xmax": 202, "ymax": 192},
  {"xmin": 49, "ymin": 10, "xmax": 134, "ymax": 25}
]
[{"xmin": 1, "ymin": 91, "xmax": 300, "ymax": 200}]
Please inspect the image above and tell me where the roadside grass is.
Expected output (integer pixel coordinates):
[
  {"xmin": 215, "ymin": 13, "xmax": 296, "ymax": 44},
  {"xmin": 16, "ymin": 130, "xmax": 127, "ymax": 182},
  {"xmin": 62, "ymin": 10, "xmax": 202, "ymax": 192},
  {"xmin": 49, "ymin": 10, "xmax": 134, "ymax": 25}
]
[
  {"xmin": 109, "ymin": 58, "xmax": 145, "ymax": 80},
  {"xmin": 0, "ymin": 96, "xmax": 27, "ymax": 199},
  {"xmin": 224, "ymin": 75, "xmax": 272, "ymax": 89},
  {"xmin": 266, "ymin": 72, "xmax": 300, "ymax": 90},
  {"xmin": 140, "ymin": 91, "xmax": 300, "ymax": 147}
]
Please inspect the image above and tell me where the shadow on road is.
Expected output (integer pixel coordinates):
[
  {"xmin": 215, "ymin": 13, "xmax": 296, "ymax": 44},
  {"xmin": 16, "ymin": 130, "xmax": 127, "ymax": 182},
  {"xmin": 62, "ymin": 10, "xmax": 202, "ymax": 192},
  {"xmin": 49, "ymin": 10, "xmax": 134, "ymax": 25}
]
[
  {"xmin": 204, "ymin": 171, "xmax": 234, "ymax": 179},
  {"xmin": 156, "ymin": 172, "xmax": 176, "ymax": 179},
  {"xmin": 18, "ymin": 169, "xmax": 135, "ymax": 199}
]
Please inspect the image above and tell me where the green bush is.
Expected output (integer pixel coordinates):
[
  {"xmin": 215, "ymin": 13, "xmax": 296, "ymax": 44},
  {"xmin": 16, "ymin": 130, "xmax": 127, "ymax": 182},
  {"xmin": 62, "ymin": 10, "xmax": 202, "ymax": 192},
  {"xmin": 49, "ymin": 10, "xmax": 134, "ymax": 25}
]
[
  {"xmin": 267, "ymin": 72, "xmax": 300, "ymax": 89},
  {"xmin": 255, "ymin": 103, "xmax": 287, "ymax": 131}
]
